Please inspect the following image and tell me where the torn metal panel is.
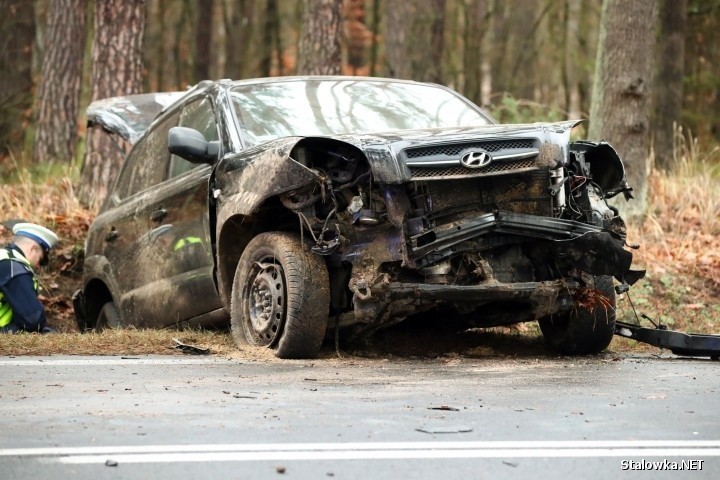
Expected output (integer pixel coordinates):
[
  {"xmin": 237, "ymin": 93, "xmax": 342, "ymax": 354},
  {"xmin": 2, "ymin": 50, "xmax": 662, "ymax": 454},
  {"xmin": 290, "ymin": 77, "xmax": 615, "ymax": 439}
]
[
  {"xmin": 86, "ymin": 92, "xmax": 186, "ymax": 144},
  {"xmin": 214, "ymin": 138, "xmax": 321, "ymax": 224},
  {"xmin": 615, "ymin": 321, "xmax": 720, "ymax": 359}
]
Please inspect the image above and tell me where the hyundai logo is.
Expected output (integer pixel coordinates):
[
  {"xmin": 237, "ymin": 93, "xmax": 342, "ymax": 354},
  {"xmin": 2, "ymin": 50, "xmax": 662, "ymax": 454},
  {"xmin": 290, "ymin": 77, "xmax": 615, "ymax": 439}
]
[{"xmin": 460, "ymin": 150, "xmax": 493, "ymax": 169}]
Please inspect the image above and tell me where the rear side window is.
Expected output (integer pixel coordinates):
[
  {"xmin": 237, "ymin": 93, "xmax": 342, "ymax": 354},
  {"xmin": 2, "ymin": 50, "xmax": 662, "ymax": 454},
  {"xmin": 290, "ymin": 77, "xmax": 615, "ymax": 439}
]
[
  {"xmin": 168, "ymin": 97, "xmax": 218, "ymax": 179},
  {"xmin": 113, "ymin": 110, "xmax": 180, "ymax": 200}
]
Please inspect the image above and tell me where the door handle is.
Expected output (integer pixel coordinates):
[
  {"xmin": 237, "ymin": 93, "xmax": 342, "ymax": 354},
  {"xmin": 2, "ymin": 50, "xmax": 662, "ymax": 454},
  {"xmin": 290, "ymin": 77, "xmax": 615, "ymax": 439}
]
[
  {"xmin": 150, "ymin": 208, "xmax": 167, "ymax": 223},
  {"xmin": 105, "ymin": 228, "xmax": 118, "ymax": 242}
]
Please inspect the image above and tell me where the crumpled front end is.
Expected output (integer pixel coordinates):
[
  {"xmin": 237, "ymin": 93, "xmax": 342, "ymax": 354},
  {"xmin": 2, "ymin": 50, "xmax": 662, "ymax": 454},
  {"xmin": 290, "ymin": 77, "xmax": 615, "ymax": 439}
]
[{"xmin": 215, "ymin": 121, "xmax": 642, "ymax": 337}]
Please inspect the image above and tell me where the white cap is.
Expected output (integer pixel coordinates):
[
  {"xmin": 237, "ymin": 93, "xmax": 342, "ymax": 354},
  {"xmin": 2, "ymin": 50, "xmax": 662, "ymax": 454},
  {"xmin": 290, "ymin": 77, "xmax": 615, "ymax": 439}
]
[{"xmin": 12, "ymin": 223, "xmax": 59, "ymax": 251}]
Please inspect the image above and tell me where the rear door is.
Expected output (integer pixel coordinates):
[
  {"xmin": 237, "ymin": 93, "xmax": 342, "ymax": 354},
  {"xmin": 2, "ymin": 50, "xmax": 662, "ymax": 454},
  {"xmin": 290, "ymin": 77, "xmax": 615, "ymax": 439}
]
[
  {"xmin": 104, "ymin": 95, "xmax": 223, "ymax": 327},
  {"xmin": 137, "ymin": 95, "xmax": 223, "ymax": 325}
]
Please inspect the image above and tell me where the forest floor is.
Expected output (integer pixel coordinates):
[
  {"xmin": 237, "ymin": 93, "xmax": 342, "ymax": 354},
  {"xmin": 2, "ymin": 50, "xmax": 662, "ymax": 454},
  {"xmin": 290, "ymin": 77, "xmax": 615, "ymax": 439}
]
[{"xmin": 0, "ymin": 161, "xmax": 719, "ymax": 359}]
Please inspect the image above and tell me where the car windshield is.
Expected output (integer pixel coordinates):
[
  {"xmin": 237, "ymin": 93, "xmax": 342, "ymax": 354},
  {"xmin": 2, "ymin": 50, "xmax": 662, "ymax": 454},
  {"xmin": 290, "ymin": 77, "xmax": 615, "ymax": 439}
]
[{"xmin": 229, "ymin": 79, "xmax": 492, "ymax": 146}]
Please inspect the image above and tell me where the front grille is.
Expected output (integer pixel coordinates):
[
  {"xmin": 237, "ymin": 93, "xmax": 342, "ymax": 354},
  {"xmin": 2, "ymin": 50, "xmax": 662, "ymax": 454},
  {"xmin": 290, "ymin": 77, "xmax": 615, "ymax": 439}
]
[
  {"xmin": 410, "ymin": 158, "xmax": 536, "ymax": 179},
  {"xmin": 405, "ymin": 139, "xmax": 536, "ymax": 159}
]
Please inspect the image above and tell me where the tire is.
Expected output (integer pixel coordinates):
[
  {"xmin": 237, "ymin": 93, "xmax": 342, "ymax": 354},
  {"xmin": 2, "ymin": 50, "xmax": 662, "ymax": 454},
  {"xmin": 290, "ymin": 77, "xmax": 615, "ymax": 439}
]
[
  {"xmin": 95, "ymin": 301, "xmax": 121, "ymax": 331},
  {"xmin": 539, "ymin": 275, "xmax": 616, "ymax": 355},
  {"xmin": 230, "ymin": 232, "xmax": 330, "ymax": 359}
]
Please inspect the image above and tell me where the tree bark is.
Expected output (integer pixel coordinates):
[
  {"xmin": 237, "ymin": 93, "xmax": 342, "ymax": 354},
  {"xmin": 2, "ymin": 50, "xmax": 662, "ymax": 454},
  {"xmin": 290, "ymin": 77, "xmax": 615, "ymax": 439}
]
[
  {"xmin": 224, "ymin": 0, "xmax": 254, "ymax": 79},
  {"xmin": 489, "ymin": 0, "xmax": 510, "ymax": 95},
  {"xmin": 588, "ymin": 0, "xmax": 659, "ymax": 219},
  {"xmin": 384, "ymin": 0, "xmax": 410, "ymax": 78},
  {"xmin": 384, "ymin": 0, "xmax": 445, "ymax": 83},
  {"xmin": 563, "ymin": 0, "xmax": 582, "ymax": 119},
  {"xmin": 0, "ymin": 0, "xmax": 35, "ymax": 158},
  {"xmin": 194, "ymin": 0, "xmax": 215, "ymax": 82},
  {"xmin": 260, "ymin": 0, "xmax": 281, "ymax": 76},
  {"xmin": 463, "ymin": 0, "xmax": 489, "ymax": 106},
  {"xmin": 78, "ymin": 0, "xmax": 146, "ymax": 209},
  {"xmin": 422, "ymin": 0, "xmax": 446, "ymax": 84},
  {"xmin": 653, "ymin": 0, "xmax": 687, "ymax": 171},
  {"xmin": 297, "ymin": 0, "xmax": 342, "ymax": 75},
  {"xmin": 32, "ymin": 0, "xmax": 87, "ymax": 164}
]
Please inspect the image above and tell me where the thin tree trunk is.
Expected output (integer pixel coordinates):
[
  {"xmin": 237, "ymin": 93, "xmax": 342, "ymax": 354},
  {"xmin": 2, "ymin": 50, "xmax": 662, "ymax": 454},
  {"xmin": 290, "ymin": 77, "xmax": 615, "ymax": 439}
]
[
  {"xmin": 194, "ymin": 0, "xmax": 212, "ymax": 82},
  {"xmin": 0, "ymin": 0, "xmax": 35, "ymax": 157},
  {"xmin": 225, "ymin": 0, "xmax": 254, "ymax": 79},
  {"xmin": 506, "ymin": 0, "xmax": 540, "ymax": 100},
  {"xmin": 489, "ymin": 0, "xmax": 510, "ymax": 95},
  {"xmin": 463, "ymin": 0, "xmax": 489, "ymax": 106},
  {"xmin": 32, "ymin": 0, "xmax": 87, "ymax": 164},
  {"xmin": 78, "ymin": 0, "xmax": 146, "ymax": 209},
  {"xmin": 260, "ymin": 0, "xmax": 279, "ymax": 76},
  {"xmin": 653, "ymin": 0, "xmax": 687, "ymax": 171},
  {"xmin": 589, "ymin": 0, "xmax": 659, "ymax": 218},
  {"xmin": 384, "ymin": 0, "xmax": 410, "ymax": 78},
  {"xmin": 369, "ymin": 0, "xmax": 381, "ymax": 76},
  {"xmin": 563, "ymin": 0, "xmax": 582, "ymax": 118}
]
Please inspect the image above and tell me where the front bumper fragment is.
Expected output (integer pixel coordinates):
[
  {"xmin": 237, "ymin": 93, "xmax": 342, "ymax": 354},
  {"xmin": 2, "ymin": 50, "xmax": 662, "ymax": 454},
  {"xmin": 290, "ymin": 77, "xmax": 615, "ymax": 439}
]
[
  {"xmin": 386, "ymin": 278, "xmax": 579, "ymax": 303},
  {"xmin": 407, "ymin": 211, "xmax": 637, "ymax": 281},
  {"xmin": 615, "ymin": 320, "xmax": 720, "ymax": 359}
]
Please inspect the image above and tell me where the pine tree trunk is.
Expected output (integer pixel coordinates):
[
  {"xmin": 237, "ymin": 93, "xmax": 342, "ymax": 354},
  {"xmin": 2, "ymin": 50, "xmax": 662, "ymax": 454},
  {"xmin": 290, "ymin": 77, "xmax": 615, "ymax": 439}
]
[
  {"xmin": 297, "ymin": 0, "xmax": 342, "ymax": 75},
  {"xmin": 224, "ymin": 0, "xmax": 254, "ymax": 79},
  {"xmin": 384, "ymin": 0, "xmax": 411, "ymax": 78},
  {"xmin": 0, "ymin": 0, "xmax": 35, "ymax": 158},
  {"xmin": 194, "ymin": 0, "xmax": 213, "ymax": 82},
  {"xmin": 653, "ymin": 0, "xmax": 687, "ymax": 171},
  {"xmin": 463, "ymin": 0, "xmax": 489, "ymax": 106},
  {"xmin": 78, "ymin": 0, "xmax": 146, "ymax": 209},
  {"xmin": 32, "ymin": 0, "xmax": 87, "ymax": 164},
  {"xmin": 563, "ymin": 0, "xmax": 582, "ymax": 119},
  {"xmin": 589, "ymin": 0, "xmax": 658, "ymax": 219}
]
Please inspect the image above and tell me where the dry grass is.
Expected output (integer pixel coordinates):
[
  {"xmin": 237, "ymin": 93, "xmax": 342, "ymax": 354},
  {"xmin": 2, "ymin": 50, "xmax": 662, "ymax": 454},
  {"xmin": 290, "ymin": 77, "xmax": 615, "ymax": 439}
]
[
  {"xmin": 0, "ymin": 329, "xmax": 234, "ymax": 356},
  {"xmin": 1, "ymin": 135, "xmax": 719, "ymax": 357}
]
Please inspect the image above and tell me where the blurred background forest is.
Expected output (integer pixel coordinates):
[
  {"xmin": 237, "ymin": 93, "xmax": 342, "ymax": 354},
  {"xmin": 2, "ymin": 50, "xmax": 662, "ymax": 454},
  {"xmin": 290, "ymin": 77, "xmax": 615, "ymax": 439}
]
[
  {"xmin": 0, "ymin": 0, "xmax": 718, "ymax": 173},
  {"xmin": 0, "ymin": 0, "xmax": 718, "ymax": 335}
]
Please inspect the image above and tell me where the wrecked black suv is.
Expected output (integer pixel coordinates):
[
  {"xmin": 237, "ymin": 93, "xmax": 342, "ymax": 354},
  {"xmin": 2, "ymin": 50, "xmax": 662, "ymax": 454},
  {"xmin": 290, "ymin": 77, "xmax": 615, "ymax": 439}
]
[{"xmin": 74, "ymin": 76, "xmax": 643, "ymax": 358}]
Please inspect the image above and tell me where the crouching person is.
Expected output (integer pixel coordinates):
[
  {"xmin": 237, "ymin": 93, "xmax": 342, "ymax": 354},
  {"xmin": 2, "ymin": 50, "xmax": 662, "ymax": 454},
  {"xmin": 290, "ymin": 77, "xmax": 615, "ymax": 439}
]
[{"xmin": 0, "ymin": 223, "xmax": 59, "ymax": 333}]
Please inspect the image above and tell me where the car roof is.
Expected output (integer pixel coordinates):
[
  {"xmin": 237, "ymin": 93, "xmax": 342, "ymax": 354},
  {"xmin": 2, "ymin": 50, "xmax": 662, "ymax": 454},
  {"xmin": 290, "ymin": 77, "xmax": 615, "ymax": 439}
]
[{"xmin": 86, "ymin": 76, "xmax": 486, "ymax": 144}]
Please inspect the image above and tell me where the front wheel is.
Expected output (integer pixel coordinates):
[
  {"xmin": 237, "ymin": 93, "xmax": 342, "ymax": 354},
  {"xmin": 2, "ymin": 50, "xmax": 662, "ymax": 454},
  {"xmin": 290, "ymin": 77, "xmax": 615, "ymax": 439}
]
[
  {"xmin": 539, "ymin": 275, "xmax": 616, "ymax": 355},
  {"xmin": 230, "ymin": 232, "xmax": 330, "ymax": 359}
]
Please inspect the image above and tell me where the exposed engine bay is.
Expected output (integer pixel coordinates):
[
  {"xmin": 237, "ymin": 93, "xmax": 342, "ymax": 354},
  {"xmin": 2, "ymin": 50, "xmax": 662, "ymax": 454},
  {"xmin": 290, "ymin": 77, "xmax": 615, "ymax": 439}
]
[{"xmin": 274, "ymin": 134, "xmax": 643, "ymax": 341}]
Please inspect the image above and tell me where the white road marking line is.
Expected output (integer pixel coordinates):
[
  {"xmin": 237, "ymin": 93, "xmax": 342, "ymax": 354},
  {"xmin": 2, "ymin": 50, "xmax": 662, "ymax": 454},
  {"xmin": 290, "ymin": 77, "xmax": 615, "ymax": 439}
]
[
  {"xmin": 54, "ymin": 448, "xmax": 720, "ymax": 464},
  {"xmin": 2, "ymin": 441, "xmax": 720, "ymax": 463}
]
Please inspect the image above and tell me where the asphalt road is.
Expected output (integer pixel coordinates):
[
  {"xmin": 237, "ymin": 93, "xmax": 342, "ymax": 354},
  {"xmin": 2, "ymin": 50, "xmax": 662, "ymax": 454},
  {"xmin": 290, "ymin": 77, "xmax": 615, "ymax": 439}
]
[{"xmin": 0, "ymin": 353, "xmax": 718, "ymax": 479}]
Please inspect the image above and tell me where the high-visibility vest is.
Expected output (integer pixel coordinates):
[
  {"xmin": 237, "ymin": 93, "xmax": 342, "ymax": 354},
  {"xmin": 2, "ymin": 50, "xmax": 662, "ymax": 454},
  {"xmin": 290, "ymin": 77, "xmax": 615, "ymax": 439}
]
[{"xmin": 0, "ymin": 248, "xmax": 38, "ymax": 328}]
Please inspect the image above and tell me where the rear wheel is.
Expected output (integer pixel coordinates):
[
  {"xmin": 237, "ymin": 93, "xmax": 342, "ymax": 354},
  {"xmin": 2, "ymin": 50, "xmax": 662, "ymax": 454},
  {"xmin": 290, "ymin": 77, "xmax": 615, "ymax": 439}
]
[
  {"xmin": 230, "ymin": 232, "xmax": 330, "ymax": 359},
  {"xmin": 539, "ymin": 275, "xmax": 616, "ymax": 355},
  {"xmin": 95, "ymin": 301, "xmax": 121, "ymax": 331}
]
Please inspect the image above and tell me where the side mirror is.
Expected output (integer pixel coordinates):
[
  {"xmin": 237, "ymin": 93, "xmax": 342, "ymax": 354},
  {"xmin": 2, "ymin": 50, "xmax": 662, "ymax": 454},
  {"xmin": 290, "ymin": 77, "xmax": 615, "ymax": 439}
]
[{"xmin": 168, "ymin": 126, "xmax": 219, "ymax": 164}]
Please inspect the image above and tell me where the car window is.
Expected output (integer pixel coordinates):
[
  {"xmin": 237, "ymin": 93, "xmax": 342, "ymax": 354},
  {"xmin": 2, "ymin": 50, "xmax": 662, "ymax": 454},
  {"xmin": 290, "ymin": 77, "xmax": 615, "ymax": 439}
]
[
  {"xmin": 113, "ymin": 110, "xmax": 180, "ymax": 200},
  {"xmin": 168, "ymin": 97, "xmax": 218, "ymax": 179}
]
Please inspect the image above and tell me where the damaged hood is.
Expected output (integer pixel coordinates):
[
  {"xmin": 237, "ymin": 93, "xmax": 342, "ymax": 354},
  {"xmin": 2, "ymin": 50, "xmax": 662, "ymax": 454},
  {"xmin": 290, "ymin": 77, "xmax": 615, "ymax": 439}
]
[
  {"xmin": 86, "ymin": 92, "xmax": 186, "ymax": 144},
  {"xmin": 337, "ymin": 120, "xmax": 582, "ymax": 145}
]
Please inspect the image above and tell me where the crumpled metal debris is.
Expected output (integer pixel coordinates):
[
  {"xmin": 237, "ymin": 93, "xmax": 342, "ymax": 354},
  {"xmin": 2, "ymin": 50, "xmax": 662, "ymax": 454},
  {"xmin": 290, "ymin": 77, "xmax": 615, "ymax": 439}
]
[
  {"xmin": 416, "ymin": 425, "xmax": 473, "ymax": 434},
  {"xmin": 172, "ymin": 338, "xmax": 210, "ymax": 355}
]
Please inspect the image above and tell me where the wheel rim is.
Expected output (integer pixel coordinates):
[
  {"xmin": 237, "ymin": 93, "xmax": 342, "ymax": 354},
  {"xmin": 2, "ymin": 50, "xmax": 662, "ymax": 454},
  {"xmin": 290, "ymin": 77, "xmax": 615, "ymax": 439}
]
[{"xmin": 247, "ymin": 261, "xmax": 285, "ymax": 346}]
